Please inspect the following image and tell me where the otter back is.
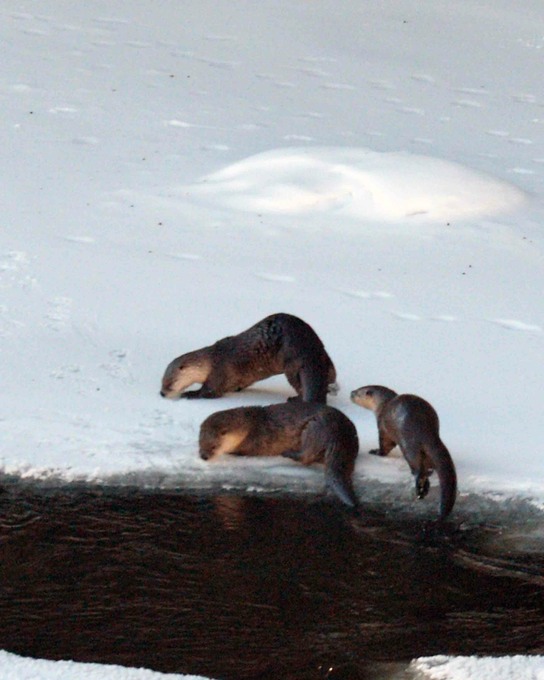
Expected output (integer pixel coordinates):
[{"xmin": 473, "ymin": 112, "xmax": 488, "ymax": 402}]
[{"xmin": 161, "ymin": 313, "xmax": 337, "ymax": 403}]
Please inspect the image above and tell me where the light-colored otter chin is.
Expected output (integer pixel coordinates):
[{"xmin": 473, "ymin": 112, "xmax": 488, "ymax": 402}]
[
  {"xmin": 163, "ymin": 363, "xmax": 211, "ymax": 397},
  {"xmin": 210, "ymin": 431, "xmax": 248, "ymax": 457}
]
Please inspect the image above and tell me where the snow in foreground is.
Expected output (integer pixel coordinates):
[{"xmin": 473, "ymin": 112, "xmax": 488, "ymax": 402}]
[
  {"xmin": 410, "ymin": 655, "xmax": 544, "ymax": 680},
  {"xmin": 3, "ymin": 651, "xmax": 544, "ymax": 680},
  {"xmin": 0, "ymin": 651, "xmax": 212, "ymax": 680}
]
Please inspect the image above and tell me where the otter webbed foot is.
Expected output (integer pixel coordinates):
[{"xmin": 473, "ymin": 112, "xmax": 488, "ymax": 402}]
[
  {"xmin": 368, "ymin": 448, "xmax": 385, "ymax": 456},
  {"xmin": 416, "ymin": 477, "xmax": 430, "ymax": 499}
]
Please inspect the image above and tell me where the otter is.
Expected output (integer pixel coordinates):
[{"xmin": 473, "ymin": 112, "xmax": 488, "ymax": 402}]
[
  {"xmin": 160, "ymin": 313, "xmax": 337, "ymax": 403},
  {"xmin": 199, "ymin": 401, "xmax": 359, "ymax": 508},
  {"xmin": 350, "ymin": 385, "xmax": 457, "ymax": 518}
]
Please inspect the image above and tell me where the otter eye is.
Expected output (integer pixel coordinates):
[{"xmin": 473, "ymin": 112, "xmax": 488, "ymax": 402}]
[{"xmin": 366, "ymin": 389, "xmax": 374, "ymax": 397}]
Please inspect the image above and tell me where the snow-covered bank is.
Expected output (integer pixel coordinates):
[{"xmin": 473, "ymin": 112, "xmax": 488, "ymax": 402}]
[
  {"xmin": 2, "ymin": 0, "xmax": 544, "ymax": 506},
  {"xmin": 410, "ymin": 655, "xmax": 544, "ymax": 680},
  {"xmin": 0, "ymin": 651, "xmax": 212, "ymax": 680}
]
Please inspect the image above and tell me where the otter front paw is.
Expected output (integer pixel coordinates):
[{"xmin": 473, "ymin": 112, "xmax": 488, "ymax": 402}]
[{"xmin": 368, "ymin": 448, "xmax": 384, "ymax": 456}]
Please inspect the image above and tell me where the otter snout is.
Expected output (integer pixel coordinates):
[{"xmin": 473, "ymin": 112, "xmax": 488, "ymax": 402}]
[
  {"xmin": 160, "ymin": 387, "xmax": 180, "ymax": 399},
  {"xmin": 200, "ymin": 449, "xmax": 214, "ymax": 461}
]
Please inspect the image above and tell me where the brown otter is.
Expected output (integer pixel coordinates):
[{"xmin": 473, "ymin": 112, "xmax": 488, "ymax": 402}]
[
  {"xmin": 350, "ymin": 385, "xmax": 457, "ymax": 518},
  {"xmin": 160, "ymin": 313, "xmax": 337, "ymax": 403},
  {"xmin": 199, "ymin": 401, "xmax": 359, "ymax": 508}
]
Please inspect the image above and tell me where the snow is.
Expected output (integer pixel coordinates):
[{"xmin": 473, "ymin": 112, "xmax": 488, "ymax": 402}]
[
  {"xmin": 0, "ymin": 651, "xmax": 212, "ymax": 680},
  {"xmin": 1, "ymin": 1, "xmax": 544, "ymax": 678},
  {"xmin": 410, "ymin": 655, "xmax": 544, "ymax": 680}
]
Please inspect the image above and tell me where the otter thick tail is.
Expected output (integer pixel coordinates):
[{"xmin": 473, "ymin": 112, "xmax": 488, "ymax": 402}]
[
  {"xmin": 284, "ymin": 408, "xmax": 359, "ymax": 508},
  {"xmin": 423, "ymin": 439, "xmax": 457, "ymax": 519},
  {"xmin": 324, "ymin": 442, "xmax": 359, "ymax": 508}
]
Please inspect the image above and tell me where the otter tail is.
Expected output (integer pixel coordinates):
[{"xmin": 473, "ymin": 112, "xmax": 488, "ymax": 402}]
[
  {"xmin": 324, "ymin": 442, "xmax": 358, "ymax": 508},
  {"xmin": 425, "ymin": 440, "xmax": 457, "ymax": 519}
]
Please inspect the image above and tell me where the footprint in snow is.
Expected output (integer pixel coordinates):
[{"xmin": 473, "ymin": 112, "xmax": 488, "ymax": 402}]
[
  {"xmin": 100, "ymin": 349, "xmax": 134, "ymax": 381},
  {"xmin": 489, "ymin": 318, "xmax": 542, "ymax": 333},
  {"xmin": 452, "ymin": 99, "xmax": 483, "ymax": 108},
  {"xmin": 338, "ymin": 288, "xmax": 394, "ymax": 300},
  {"xmin": 254, "ymin": 272, "xmax": 296, "ymax": 284},
  {"xmin": 43, "ymin": 297, "xmax": 72, "ymax": 332},
  {"xmin": 392, "ymin": 312, "xmax": 423, "ymax": 321},
  {"xmin": 411, "ymin": 74, "xmax": 435, "ymax": 84}
]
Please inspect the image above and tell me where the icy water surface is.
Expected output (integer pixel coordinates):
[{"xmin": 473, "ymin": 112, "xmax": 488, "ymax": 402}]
[{"xmin": 0, "ymin": 487, "xmax": 543, "ymax": 680}]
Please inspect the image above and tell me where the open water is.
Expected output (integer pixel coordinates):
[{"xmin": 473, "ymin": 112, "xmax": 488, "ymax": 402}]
[{"xmin": 0, "ymin": 487, "xmax": 543, "ymax": 679}]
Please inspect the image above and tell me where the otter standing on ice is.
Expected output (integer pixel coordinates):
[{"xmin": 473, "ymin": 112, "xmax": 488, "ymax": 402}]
[
  {"xmin": 199, "ymin": 401, "xmax": 359, "ymax": 508},
  {"xmin": 160, "ymin": 313, "xmax": 337, "ymax": 403},
  {"xmin": 350, "ymin": 385, "xmax": 457, "ymax": 518}
]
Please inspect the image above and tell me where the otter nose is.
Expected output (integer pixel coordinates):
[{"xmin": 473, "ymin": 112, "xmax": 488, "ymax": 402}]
[
  {"xmin": 160, "ymin": 390, "xmax": 166, "ymax": 398},
  {"xmin": 200, "ymin": 450, "xmax": 210, "ymax": 461}
]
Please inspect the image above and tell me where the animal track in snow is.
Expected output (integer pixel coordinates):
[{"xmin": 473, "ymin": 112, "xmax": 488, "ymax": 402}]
[
  {"xmin": 162, "ymin": 252, "xmax": 202, "ymax": 261},
  {"xmin": 49, "ymin": 106, "xmax": 78, "ymax": 114},
  {"xmin": 392, "ymin": 312, "xmax": 423, "ymax": 321},
  {"xmin": 411, "ymin": 74, "xmax": 435, "ymax": 84},
  {"xmin": 512, "ymin": 93, "xmax": 537, "ymax": 104},
  {"xmin": 396, "ymin": 106, "xmax": 425, "ymax": 116},
  {"xmin": 43, "ymin": 297, "xmax": 72, "ymax": 331},
  {"xmin": 193, "ymin": 56, "xmax": 239, "ymax": 70},
  {"xmin": 368, "ymin": 79, "xmax": 395, "ymax": 91},
  {"xmin": 489, "ymin": 318, "xmax": 542, "ymax": 332},
  {"xmin": 452, "ymin": 99, "xmax": 483, "ymax": 109},
  {"xmin": 319, "ymin": 83, "xmax": 356, "ymax": 91},
  {"xmin": 455, "ymin": 87, "xmax": 491, "ymax": 97},
  {"xmin": 63, "ymin": 235, "xmax": 95, "ymax": 244},
  {"xmin": 508, "ymin": 137, "xmax": 533, "ymax": 145},
  {"xmin": 100, "ymin": 349, "xmax": 134, "ymax": 380},
  {"xmin": 49, "ymin": 365, "xmax": 81, "ymax": 380},
  {"xmin": 0, "ymin": 251, "xmax": 35, "ymax": 290},
  {"xmin": 203, "ymin": 34, "xmax": 237, "ymax": 42},
  {"xmin": 254, "ymin": 272, "xmax": 296, "ymax": 284},
  {"xmin": 430, "ymin": 315, "xmax": 458, "ymax": 323},
  {"xmin": 338, "ymin": 288, "xmax": 394, "ymax": 300},
  {"xmin": 290, "ymin": 66, "xmax": 331, "ymax": 78}
]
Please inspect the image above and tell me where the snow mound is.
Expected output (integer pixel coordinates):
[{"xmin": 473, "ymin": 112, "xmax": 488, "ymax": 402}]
[
  {"xmin": 411, "ymin": 654, "xmax": 544, "ymax": 680},
  {"xmin": 0, "ymin": 650, "xmax": 214, "ymax": 680},
  {"xmin": 183, "ymin": 147, "xmax": 527, "ymax": 222}
]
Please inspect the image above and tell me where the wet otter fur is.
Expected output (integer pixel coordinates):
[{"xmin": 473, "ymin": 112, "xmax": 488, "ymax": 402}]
[
  {"xmin": 350, "ymin": 385, "xmax": 457, "ymax": 519},
  {"xmin": 161, "ymin": 313, "xmax": 337, "ymax": 403},
  {"xmin": 199, "ymin": 401, "xmax": 359, "ymax": 508}
]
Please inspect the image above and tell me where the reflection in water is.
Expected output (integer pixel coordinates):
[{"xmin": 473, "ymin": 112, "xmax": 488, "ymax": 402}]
[{"xmin": 0, "ymin": 488, "xmax": 543, "ymax": 680}]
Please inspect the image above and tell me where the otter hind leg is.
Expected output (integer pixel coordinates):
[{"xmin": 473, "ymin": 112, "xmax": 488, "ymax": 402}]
[
  {"xmin": 401, "ymin": 443, "xmax": 430, "ymax": 499},
  {"xmin": 285, "ymin": 363, "xmax": 328, "ymax": 404},
  {"xmin": 299, "ymin": 366, "xmax": 328, "ymax": 404}
]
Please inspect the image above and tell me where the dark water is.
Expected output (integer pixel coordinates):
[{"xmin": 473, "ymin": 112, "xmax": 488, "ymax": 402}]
[{"xmin": 0, "ymin": 487, "xmax": 543, "ymax": 680}]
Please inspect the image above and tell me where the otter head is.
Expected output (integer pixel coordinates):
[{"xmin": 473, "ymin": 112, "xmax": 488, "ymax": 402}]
[
  {"xmin": 160, "ymin": 351, "xmax": 211, "ymax": 399},
  {"xmin": 199, "ymin": 411, "xmax": 248, "ymax": 461},
  {"xmin": 350, "ymin": 385, "xmax": 397, "ymax": 413}
]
